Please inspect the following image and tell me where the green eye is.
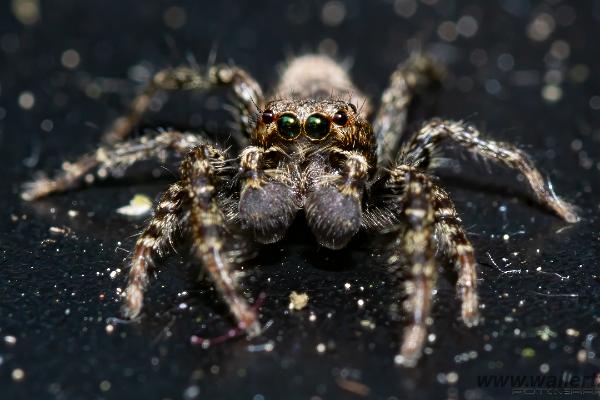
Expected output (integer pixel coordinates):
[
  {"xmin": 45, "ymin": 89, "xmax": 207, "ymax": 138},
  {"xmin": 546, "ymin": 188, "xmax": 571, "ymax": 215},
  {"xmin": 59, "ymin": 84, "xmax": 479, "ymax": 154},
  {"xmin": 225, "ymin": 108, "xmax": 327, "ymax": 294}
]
[
  {"xmin": 277, "ymin": 113, "xmax": 301, "ymax": 140},
  {"xmin": 305, "ymin": 114, "xmax": 330, "ymax": 140}
]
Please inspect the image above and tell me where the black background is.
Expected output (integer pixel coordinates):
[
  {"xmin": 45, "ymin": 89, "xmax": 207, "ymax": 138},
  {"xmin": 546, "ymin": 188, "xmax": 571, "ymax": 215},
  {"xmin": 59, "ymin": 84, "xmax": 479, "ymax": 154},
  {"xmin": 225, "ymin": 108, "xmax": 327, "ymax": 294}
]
[{"xmin": 1, "ymin": 1, "xmax": 600, "ymax": 399}]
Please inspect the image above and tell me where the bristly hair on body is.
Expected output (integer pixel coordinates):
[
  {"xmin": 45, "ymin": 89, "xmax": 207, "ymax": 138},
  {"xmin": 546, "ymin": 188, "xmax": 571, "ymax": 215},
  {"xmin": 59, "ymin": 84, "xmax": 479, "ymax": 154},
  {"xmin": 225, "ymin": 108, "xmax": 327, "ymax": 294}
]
[{"xmin": 22, "ymin": 51, "xmax": 578, "ymax": 367}]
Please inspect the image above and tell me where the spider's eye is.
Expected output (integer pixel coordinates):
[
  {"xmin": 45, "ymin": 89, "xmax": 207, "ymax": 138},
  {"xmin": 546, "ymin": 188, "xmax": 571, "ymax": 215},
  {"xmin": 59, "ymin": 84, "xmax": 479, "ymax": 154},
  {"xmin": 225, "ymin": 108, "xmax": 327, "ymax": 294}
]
[
  {"xmin": 332, "ymin": 110, "xmax": 348, "ymax": 126},
  {"xmin": 262, "ymin": 109, "xmax": 274, "ymax": 124},
  {"xmin": 304, "ymin": 114, "xmax": 330, "ymax": 140},
  {"xmin": 277, "ymin": 113, "xmax": 301, "ymax": 139}
]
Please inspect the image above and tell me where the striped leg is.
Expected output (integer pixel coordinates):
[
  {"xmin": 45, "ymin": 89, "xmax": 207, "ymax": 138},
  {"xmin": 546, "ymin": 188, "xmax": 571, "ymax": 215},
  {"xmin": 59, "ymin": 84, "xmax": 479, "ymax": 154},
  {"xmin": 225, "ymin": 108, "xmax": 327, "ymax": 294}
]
[
  {"xmin": 389, "ymin": 166, "xmax": 437, "ymax": 367},
  {"xmin": 21, "ymin": 131, "xmax": 204, "ymax": 200},
  {"xmin": 432, "ymin": 185, "xmax": 479, "ymax": 326},
  {"xmin": 102, "ymin": 64, "xmax": 264, "ymax": 144},
  {"xmin": 122, "ymin": 183, "xmax": 187, "ymax": 318},
  {"xmin": 373, "ymin": 54, "xmax": 444, "ymax": 164},
  {"xmin": 183, "ymin": 146, "xmax": 261, "ymax": 336},
  {"xmin": 399, "ymin": 119, "xmax": 579, "ymax": 223}
]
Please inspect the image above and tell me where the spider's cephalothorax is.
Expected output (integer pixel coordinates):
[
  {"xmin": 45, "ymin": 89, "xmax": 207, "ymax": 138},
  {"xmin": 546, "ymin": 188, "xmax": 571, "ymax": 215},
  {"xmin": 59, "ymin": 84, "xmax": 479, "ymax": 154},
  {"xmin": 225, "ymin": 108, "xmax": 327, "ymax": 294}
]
[{"xmin": 22, "ymin": 53, "xmax": 578, "ymax": 367}]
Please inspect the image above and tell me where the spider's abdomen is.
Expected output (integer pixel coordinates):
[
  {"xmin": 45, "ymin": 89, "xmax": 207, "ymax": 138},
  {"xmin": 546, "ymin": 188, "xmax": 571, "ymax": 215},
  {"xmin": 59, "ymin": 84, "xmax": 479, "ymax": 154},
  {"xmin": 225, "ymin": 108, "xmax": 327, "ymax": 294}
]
[{"xmin": 274, "ymin": 55, "xmax": 371, "ymax": 116}]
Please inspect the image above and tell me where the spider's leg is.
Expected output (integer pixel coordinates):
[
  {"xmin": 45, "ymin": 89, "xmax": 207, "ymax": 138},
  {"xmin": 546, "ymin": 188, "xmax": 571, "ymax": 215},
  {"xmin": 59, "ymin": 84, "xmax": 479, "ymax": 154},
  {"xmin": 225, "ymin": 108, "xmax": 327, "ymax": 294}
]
[
  {"xmin": 432, "ymin": 184, "xmax": 479, "ymax": 326},
  {"xmin": 399, "ymin": 119, "xmax": 579, "ymax": 222},
  {"xmin": 373, "ymin": 54, "xmax": 444, "ymax": 164},
  {"xmin": 184, "ymin": 145, "xmax": 261, "ymax": 335},
  {"xmin": 21, "ymin": 131, "xmax": 207, "ymax": 200},
  {"xmin": 388, "ymin": 166, "xmax": 437, "ymax": 367},
  {"xmin": 102, "ymin": 64, "xmax": 264, "ymax": 144},
  {"xmin": 122, "ymin": 182, "xmax": 187, "ymax": 318}
]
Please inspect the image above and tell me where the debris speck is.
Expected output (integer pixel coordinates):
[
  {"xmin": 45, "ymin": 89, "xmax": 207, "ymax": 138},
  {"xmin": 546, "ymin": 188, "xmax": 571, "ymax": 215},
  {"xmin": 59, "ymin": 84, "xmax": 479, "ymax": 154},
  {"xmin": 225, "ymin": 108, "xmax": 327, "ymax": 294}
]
[
  {"xmin": 447, "ymin": 371, "xmax": 459, "ymax": 384},
  {"xmin": 321, "ymin": 1, "xmax": 346, "ymax": 27},
  {"xmin": 61, "ymin": 49, "xmax": 80, "ymax": 69},
  {"xmin": 360, "ymin": 319, "xmax": 376, "ymax": 330},
  {"xmin": 357, "ymin": 299, "xmax": 365, "ymax": 307},
  {"xmin": 542, "ymin": 84, "xmax": 562, "ymax": 103},
  {"xmin": 335, "ymin": 377, "xmax": 371, "ymax": 396},
  {"xmin": 316, "ymin": 343, "xmax": 326, "ymax": 353},
  {"xmin": 566, "ymin": 328, "xmax": 580, "ymax": 337},
  {"xmin": 67, "ymin": 209, "xmax": 79, "ymax": 218},
  {"xmin": 456, "ymin": 15, "xmax": 478, "ymax": 38},
  {"xmin": 18, "ymin": 91, "xmax": 35, "ymax": 110},
  {"xmin": 99, "ymin": 380, "xmax": 111, "ymax": 392},
  {"xmin": 11, "ymin": 0, "xmax": 40, "ymax": 26},
  {"xmin": 393, "ymin": 0, "xmax": 417, "ymax": 18},
  {"xmin": 247, "ymin": 341, "xmax": 275, "ymax": 353},
  {"xmin": 577, "ymin": 349, "xmax": 587, "ymax": 363},
  {"xmin": 521, "ymin": 347, "xmax": 536, "ymax": 358},
  {"xmin": 288, "ymin": 291, "xmax": 309, "ymax": 311},
  {"xmin": 12, "ymin": 368, "xmax": 25, "ymax": 381},
  {"xmin": 49, "ymin": 226, "xmax": 70, "ymax": 236},
  {"xmin": 4, "ymin": 335, "xmax": 17, "ymax": 345},
  {"xmin": 163, "ymin": 6, "xmax": 187, "ymax": 29},
  {"xmin": 536, "ymin": 325, "xmax": 556, "ymax": 341},
  {"xmin": 117, "ymin": 194, "xmax": 153, "ymax": 217},
  {"xmin": 527, "ymin": 13, "xmax": 555, "ymax": 42}
]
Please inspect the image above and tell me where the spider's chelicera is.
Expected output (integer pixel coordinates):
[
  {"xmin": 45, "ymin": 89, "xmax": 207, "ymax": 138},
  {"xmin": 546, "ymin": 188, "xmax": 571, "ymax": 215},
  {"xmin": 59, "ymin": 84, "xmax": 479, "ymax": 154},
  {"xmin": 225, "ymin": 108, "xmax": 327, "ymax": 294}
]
[{"xmin": 22, "ymin": 53, "xmax": 578, "ymax": 367}]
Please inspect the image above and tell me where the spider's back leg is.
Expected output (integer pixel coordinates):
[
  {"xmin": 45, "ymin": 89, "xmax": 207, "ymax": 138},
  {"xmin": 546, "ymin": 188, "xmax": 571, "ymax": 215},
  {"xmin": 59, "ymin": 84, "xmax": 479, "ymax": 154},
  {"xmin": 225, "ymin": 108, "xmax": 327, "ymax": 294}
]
[
  {"xmin": 21, "ymin": 130, "xmax": 206, "ymax": 200},
  {"xmin": 399, "ymin": 119, "xmax": 579, "ymax": 222},
  {"xmin": 373, "ymin": 54, "xmax": 444, "ymax": 165},
  {"xmin": 102, "ymin": 63, "xmax": 264, "ymax": 146}
]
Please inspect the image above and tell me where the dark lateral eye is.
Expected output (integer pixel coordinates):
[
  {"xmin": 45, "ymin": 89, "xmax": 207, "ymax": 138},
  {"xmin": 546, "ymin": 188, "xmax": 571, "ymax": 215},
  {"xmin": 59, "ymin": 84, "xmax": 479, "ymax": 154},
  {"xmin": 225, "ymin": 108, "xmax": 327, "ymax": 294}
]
[
  {"xmin": 262, "ymin": 109, "xmax": 274, "ymax": 124},
  {"xmin": 305, "ymin": 114, "xmax": 330, "ymax": 140},
  {"xmin": 277, "ymin": 113, "xmax": 301, "ymax": 139},
  {"xmin": 332, "ymin": 110, "xmax": 348, "ymax": 126}
]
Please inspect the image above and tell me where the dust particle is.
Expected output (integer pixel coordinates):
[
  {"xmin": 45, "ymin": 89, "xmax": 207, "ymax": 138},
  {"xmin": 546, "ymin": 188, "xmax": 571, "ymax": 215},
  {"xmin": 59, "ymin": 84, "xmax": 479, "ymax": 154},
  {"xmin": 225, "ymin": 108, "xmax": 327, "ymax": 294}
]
[
  {"xmin": 117, "ymin": 194, "xmax": 153, "ymax": 217},
  {"xmin": 288, "ymin": 291, "xmax": 309, "ymax": 310}
]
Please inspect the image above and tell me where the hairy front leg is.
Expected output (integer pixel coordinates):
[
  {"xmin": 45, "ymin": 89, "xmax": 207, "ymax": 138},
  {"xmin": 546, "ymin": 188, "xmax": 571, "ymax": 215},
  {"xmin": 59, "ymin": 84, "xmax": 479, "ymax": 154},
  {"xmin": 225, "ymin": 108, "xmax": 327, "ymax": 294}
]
[
  {"xmin": 432, "ymin": 185, "xmax": 479, "ymax": 326},
  {"xmin": 102, "ymin": 64, "xmax": 264, "ymax": 144},
  {"xmin": 399, "ymin": 119, "xmax": 579, "ymax": 223},
  {"xmin": 372, "ymin": 54, "xmax": 444, "ymax": 164},
  {"xmin": 122, "ymin": 183, "xmax": 187, "ymax": 318},
  {"xmin": 21, "ymin": 131, "xmax": 206, "ymax": 200},
  {"xmin": 184, "ymin": 145, "xmax": 261, "ymax": 335},
  {"xmin": 387, "ymin": 166, "xmax": 437, "ymax": 367}
]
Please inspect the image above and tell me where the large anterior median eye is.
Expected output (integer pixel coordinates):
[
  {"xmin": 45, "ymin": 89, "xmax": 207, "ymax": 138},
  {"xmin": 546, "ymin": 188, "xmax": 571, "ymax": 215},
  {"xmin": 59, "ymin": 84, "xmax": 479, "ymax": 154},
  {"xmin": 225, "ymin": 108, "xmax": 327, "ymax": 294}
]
[
  {"xmin": 305, "ymin": 113, "xmax": 330, "ymax": 140},
  {"xmin": 277, "ymin": 113, "xmax": 301, "ymax": 140}
]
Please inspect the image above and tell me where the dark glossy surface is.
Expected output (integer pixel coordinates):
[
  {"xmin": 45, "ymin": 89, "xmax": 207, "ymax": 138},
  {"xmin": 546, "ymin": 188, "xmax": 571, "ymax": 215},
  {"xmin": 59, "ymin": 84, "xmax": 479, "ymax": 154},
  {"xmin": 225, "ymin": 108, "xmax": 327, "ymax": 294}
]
[{"xmin": 1, "ymin": 1, "xmax": 600, "ymax": 399}]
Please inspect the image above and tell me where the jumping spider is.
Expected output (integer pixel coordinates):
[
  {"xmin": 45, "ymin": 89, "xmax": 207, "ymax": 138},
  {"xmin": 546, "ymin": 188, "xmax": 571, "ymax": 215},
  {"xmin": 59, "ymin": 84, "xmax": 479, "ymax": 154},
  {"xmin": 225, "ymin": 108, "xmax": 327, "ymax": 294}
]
[{"xmin": 22, "ymin": 53, "xmax": 578, "ymax": 367}]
